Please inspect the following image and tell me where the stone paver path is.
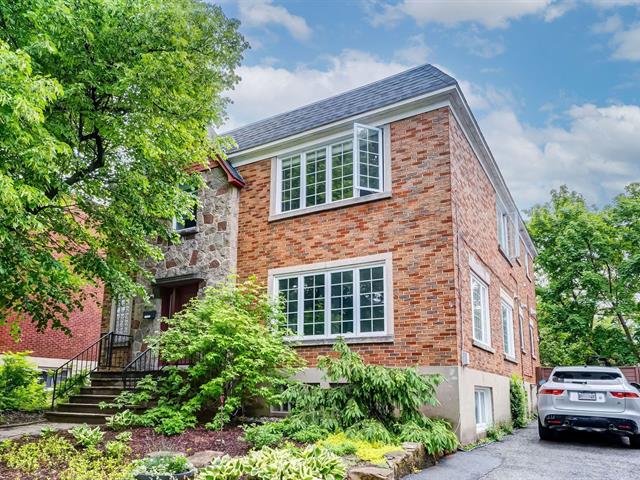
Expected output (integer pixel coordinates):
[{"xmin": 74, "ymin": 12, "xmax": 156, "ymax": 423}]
[{"xmin": 0, "ymin": 422, "xmax": 77, "ymax": 440}]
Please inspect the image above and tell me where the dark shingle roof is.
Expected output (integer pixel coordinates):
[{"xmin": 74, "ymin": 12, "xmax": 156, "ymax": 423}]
[{"xmin": 222, "ymin": 64, "xmax": 456, "ymax": 154}]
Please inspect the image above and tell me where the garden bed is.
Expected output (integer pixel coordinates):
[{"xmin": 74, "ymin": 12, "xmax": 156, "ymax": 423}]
[
  {"xmin": 0, "ymin": 425, "xmax": 249, "ymax": 480},
  {"xmin": 0, "ymin": 411, "xmax": 45, "ymax": 428}
]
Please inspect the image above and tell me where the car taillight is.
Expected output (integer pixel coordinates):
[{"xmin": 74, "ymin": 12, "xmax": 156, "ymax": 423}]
[
  {"xmin": 540, "ymin": 389, "xmax": 564, "ymax": 395},
  {"xmin": 610, "ymin": 391, "xmax": 640, "ymax": 398}
]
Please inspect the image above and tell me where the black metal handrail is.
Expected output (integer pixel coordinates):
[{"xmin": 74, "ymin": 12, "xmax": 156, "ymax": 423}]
[
  {"xmin": 122, "ymin": 348, "xmax": 198, "ymax": 389},
  {"xmin": 122, "ymin": 347, "xmax": 161, "ymax": 389},
  {"xmin": 50, "ymin": 331, "xmax": 132, "ymax": 408}
]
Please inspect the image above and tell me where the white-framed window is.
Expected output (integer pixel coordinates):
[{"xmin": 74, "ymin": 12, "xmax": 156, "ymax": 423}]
[
  {"xmin": 471, "ymin": 274, "xmax": 490, "ymax": 347},
  {"xmin": 496, "ymin": 201, "xmax": 519, "ymax": 260},
  {"xmin": 529, "ymin": 322, "xmax": 537, "ymax": 358},
  {"xmin": 518, "ymin": 308, "xmax": 526, "ymax": 353},
  {"xmin": 272, "ymin": 255, "xmax": 392, "ymax": 340},
  {"xmin": 501, "ymin": 296, "xmax": 515, "ymax": 359},
  {"xmin": 276, "ymin": 123, "xmax": 383, "ymax": 214},
  {"xmin": 525, "ymin": 252, "xmax": 531, "ymax": 280},
  {"xmin": 475, "ymin": 387, "xmax": 493, "ymax": 432}
]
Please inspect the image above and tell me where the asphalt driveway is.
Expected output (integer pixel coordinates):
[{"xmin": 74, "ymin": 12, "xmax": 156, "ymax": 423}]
[{"xmin": 407, "ymin": 422, "xmax": 640, "ymax": 480}]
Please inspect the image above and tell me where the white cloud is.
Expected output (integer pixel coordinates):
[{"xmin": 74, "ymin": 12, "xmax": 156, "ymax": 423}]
[
  {"xmin": 592, "ymin": 14, "xmax": 623, "ymax": 34},
  {"xmin": 393, "ymin": 34, "xmax": 430, "ymax": 64},
  {"xmin": 480, "ymin": 104, "xmax": 640, "ymax": 208},
  {"xmin": 368, "ymin": 0, "xmax": 556, "ymax": 29},
  {"xmin": 236, "ymin": 0, "xmax": 312, "ymax": 41},
  {"xmin": 222, "ymin": 51, "xmax": 409, "ymax": 131},
  {"xmin": 456, "ymin": 32, "xmax": 505, "ymax": 58},
  {"xmin": 611, "ymin": 23, "xmax": 640, "ymax": 60}
]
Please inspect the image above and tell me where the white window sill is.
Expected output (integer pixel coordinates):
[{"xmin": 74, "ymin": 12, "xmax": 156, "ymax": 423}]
[
  {"xmin": 504, "ymin": 354, "xmax": 518, "ymax": 364},
  {"xmin": 270, "ymin": 191, "xmax": 392, "ymax": 222},
  {"xmin": 285, "ymin": 334, "xmax": 394, "ymax": 347},
  {"xmin": 472, "ymin": 339, "xmax": 495, "ymax": 353}
]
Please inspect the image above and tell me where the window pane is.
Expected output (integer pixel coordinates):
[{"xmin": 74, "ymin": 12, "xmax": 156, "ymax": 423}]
[
  {"xmin": 502, "ymin": 302, "xmax": 514, "ymax": 356},
  {"xmin": 303, "ymin": 274, "xmax": 325, "ymax": 336},
  {"xmin": 471, "ymin": 276, "xmax": 488, "ymax": 344},
  {"xmin": 281, "ymin": 155, "xmax": 301, "ymax": 212},
  {"xmin": 330, "ymin": 271, "xmax": 354, "ymax": 335},
  {"xmin": 356, "ymin": 125, "xmax": 382, "ymax": 192},
  {"xmin": 278, "ymin": 277, "xmax": 299, "ymax": 334},
  {"xmin": 359, "ymin": 266, "xmax": 385, "ymax": 333},
  {"xmin": 331, "ymin": 141, "xmax": 354, "ymax": 201},
  {"xmin": 305, "ymin": 148, "xmax": 327, "ymax": 207}
]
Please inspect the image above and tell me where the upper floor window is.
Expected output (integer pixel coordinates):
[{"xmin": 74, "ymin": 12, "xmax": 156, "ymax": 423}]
[
  {"xmin": 496, "ymin": 201, "xmax": 519, "ymax": 260},
  {"xmin": 471, "ymin": 273, "xmax": 490, "ymax": 347},
  {"xmin": 273, "ymin": 255, "xmax": 391, "ymax": 340},
  {"xmin": 501, "ymin": 297, "xmax": 515, "ymax": 359},
  {"xmin": 174, "ymin": 188, "xmax": 198, "ymax": 232},
  {"xmin": 277, "ymin": 123, "xmax": 383, "ymax": 214}
]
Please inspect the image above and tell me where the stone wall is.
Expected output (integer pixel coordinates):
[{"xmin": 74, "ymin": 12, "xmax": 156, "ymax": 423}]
[{"xmin": 102, "ymin": 166, "xmax": 240, "ymax": 357}]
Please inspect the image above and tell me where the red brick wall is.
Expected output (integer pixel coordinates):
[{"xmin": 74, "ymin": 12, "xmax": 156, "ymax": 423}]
[
  {"xmin": 449, "ymin": 113, "xmax": 539, "ymax": 382},
  {"xmin": 0, "ymin": 285, "xmax": 104, "ymax": 360},
  {"xmin": 236, "ymin": 108, "xmax": 460, "ymax": 368}
]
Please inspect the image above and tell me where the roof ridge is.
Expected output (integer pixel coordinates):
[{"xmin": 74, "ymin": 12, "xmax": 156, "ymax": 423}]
[{"xmin": 221, "ymin": 63, "xmax": 452, "ymax": 137}]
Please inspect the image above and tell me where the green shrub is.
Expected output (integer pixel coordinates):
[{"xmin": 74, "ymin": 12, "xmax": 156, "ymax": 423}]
[
  {"xmin": 108, "ymin": 279, "xmax": 303, "ymax": 435},
  {"xmin": 0, "ymin": 351, "xmax": 48, "ymax": 412},
  {"xmin": 132, "ymin": 455, "xmax": 193, "ymax": 476},
  {"xmin": 318, "ymin": 433, "xmax": 400, "ymax": 465},
  {"xmin": 69, "ymin": 424, "xmax": 104, "ymax": 448},
  {"xmin": 105, "ymin": 440, "xmax": 131, "ymax": 459},
  {"xmin": 197, "ymin": 445, "xmax": 345, "ymax": 480},
  {"xmin": 289, "ymin": 424, "xmax": 329, "ymax": 444},
  {"xmin": 241, "ymin": 422, "xmax": 285, "ymax": 449},
  {"xmin": 510, "ymin": 374, "xmax": 529, "ymax": 428},
  {"xmin": 0, "ymin": 434, "xmax": 132, "ymax": 479},
  {"xmin": 499, "ymin": 421, "xmax": 514, "ymax": 435},
  {"xmin": 486, "ymin": 425, "xmax": 505, "ymax": 442},
  {"xmin": 105, "ymin": 410, "xmax": 139, "ymax": 431},
  {"xmin": 396, "ymin": 418, "xmax": 459, "ymax": 458},
  {"xmin": 345, "ymin": 419, "xmax": 394, "ymax": 445}
]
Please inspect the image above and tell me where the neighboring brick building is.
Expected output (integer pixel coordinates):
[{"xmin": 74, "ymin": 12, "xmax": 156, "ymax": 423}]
[
  {"xmin": 0, "ymin": 285, "xmax": 103, "ymax": 382},
  {"xmin": 103, "ymin": 64, "xmax": 539, "ymax": 443}
]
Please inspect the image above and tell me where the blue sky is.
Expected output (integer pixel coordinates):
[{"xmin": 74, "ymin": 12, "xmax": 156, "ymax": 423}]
[{"xmin": 215, "ymin": 0, "xmax": 640, "ymax": 210}]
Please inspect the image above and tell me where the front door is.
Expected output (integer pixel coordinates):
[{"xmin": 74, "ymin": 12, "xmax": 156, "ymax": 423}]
[{"xmin": 159, "ymin": 282, "xmax": 200, "ymax": 329}]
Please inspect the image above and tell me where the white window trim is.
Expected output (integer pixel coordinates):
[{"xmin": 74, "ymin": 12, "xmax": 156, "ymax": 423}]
[
  {"xmin": 469, "ymin": 254, "xmax": 490, "ymax": 285},
  {"xmin": 500, "ymin": 292, "xmax": 516, "ymax": 360},
  {"xmin": 269, "ymin": 253, "xmax": 394, "ymax": 343},
  {"xmin": 354, "ymin": 123, "xmax": 383, "ymax": 193},
  {"xmin": 529, "ymin": 322, "xmax": 537, "ymax": 359},
  {"xmin": 269, "ymin": 125, "xmax": 392, "ymax": 221},
  {"xmin": 475, "ymin": 387, "xmax": 493, "ymax": 432},
  {"xmin": 470, "ymin": 273, "xmax": 491, "ymax": 349},
  {"xmin": 518, "ymin": 307, "xmax": 526, "ymax": 354}
]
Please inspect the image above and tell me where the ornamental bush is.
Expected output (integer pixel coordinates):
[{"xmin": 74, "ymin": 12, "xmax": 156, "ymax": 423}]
[
  {"xmin": 108, "ymin": 278, "xmax": 304, "ymax": 434},
  {"xmin": 510, "ymin": 374, "xmax": 529, "ymax": 428},
  {"xmin": 0, "ymin": 351, "xmax": 48, "ymax": 412}
]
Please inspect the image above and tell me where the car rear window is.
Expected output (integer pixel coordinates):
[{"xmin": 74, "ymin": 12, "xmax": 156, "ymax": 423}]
[{"xmin": 552, "ymin": 371, "xmax": 622, "ymax": 383}]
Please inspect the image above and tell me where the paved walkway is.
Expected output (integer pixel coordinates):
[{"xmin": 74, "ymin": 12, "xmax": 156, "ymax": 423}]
[
  {"xmin": 407, "ymin": 422, "xmax": 640, "ymax": 480},
  {"xmin": 0, "ymin": 422, "xmax": 77, "ymax": 440}
]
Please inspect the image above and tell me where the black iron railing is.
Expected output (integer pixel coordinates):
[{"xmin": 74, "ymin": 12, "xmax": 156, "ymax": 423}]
[
  {"xmin": 122, "ymin": 347, "xmax": 161, "ymax": 389},
  {"xmin": 50, "ymin": 332, "xmax": 132, "ymax": 408},
  {"xmin": 122, "ymin": 349, "xmax": 198, "ymax": 389}
]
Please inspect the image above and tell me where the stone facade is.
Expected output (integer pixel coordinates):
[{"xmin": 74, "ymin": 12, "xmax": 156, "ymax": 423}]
[{"xmin": 101, "ymin": 166, "xmax": 240, "ymax": 357}]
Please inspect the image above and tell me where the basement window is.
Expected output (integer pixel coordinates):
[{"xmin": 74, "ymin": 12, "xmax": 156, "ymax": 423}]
[
  {"xmin": 475, "ymin": 387, "xmax": 493, "ymax": 432},
  {"xmin": 277, "ymin": 123, "xmax": 384, "ymax": 214}
]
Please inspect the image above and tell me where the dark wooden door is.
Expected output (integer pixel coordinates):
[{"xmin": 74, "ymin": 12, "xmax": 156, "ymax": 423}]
[{"xmin": 160, "ymin": 282, "xmax": 200, "ymax": 330}]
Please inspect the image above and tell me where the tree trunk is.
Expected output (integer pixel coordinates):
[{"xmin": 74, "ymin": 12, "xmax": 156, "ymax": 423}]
[{"xmin": 616, "ymin": 312, "xmax": 640, "ymax": 362}]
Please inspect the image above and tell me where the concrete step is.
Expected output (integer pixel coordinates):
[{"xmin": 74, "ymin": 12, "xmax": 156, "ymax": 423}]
[
  {"xmin": 56, "ymin": 403, "xmax": 119, "ymax": 415},
  {"xmin": 90, "ymin": 377, "xmax": 124, "ymax": 387},
  {"xmin": 90, "ymin": 370, "xmax": 125, "ymax": 380},
  {"xmin": 80, "ymin": 386, "xmax": 124, "ymax": 396},
  {"xmin": 69, "ymin": 394, "xmax": 117, "ymax": 405},
  {"xmin": 45, "ymin": 411, "xmax": 109, "ymax": 424}
]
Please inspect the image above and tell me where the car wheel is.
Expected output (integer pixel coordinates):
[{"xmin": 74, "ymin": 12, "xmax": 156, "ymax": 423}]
[
  {"xmin": 630, "ymin": 435, "xmax": 640, "ymax": 449},
  {"xmin": 538, "ymin": 420, "xmax": 555, "ymax": 441}
]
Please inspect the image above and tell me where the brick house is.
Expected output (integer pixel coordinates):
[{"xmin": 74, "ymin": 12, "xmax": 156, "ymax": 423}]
[
  {"xmin": 101, "ymin": 64, "xmax": 539, "ymax": 443},
  {"xmin": 0, "ymin": 285, "xmax": 103, "ymax": 384}
]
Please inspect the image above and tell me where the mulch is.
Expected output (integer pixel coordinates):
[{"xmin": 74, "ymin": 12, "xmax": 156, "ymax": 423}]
[{"xmin": 0, "ymin": 411, "xmax": 45, "ymax": 427}]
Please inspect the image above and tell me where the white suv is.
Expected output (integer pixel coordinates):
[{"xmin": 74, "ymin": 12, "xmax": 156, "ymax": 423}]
[{"xmin": 538, "ymin": 366, "xmax": 640, "ymax": 447}]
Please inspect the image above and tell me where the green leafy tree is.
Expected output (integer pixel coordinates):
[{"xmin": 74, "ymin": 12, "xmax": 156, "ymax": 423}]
[
  {"xmin": 107, "ymin": 278, "xmax": 304, "ymax": 435},
  {"xmin": 0, "ymin": 0, "xmax": 247, "ymax": 332},
  {"xmin": 528, "ymin": 184, "xmax": 640, "ymax": 366}
]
